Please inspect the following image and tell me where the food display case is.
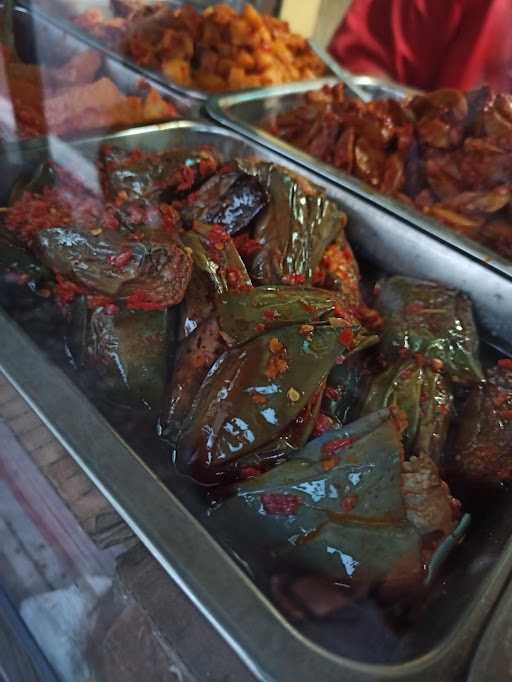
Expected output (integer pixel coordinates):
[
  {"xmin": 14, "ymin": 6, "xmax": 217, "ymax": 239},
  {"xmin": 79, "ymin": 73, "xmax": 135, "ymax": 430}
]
[{"xmin": 2, "ymin": 3, "xmax": 512, "ymax": 682}]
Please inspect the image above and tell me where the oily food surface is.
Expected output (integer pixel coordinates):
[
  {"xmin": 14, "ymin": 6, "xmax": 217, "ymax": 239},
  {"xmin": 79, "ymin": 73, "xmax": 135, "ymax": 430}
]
[
  {"xmin": 268, "ymin": 83, "xmax": 512, "ymax": 260},
  {"xmin": 1, "ymin": 142, "xmax": 506, "ymax": 619},
  {"xmin": 74, "ymin": 2, "xmax": 326, "ymax": 92}
]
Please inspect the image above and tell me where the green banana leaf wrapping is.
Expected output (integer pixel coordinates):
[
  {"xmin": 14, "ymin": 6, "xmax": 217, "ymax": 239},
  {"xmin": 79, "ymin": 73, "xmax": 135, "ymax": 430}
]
[
  {"xmin": 323, "ymin": 355, "xmax": 370, "ymax": 424},
  {"xmin": 162, "ymin": 223, "xmax": 254, "ymax": 439},
  {"xmin": 214, "ymin": 409, "xmax": 459, "ymax": 590},
  {"xmin": 216, "ymin": 286, "xmax": 349, "ymax": 347},
  {"xmin": 453, "ymin": 362, "xmax": 512, "ymax": 482},
  {"xmin": 178, "ymin": 267, "xmax": 215, "ymax": 341},
  {"xmin": 375, "ymin": 276, "xmax": 484, "ymax": 384},
  {"xmin": 181, "ymin": 164, "xmax": 268, "ymax": 235},
  {"xmin": 238, "ymin": 161, "xmax": 350, "ymax": 287},
  {"xmin": 182, "ymin": 221, "xmax": 252, "ymax": 295},
  {"xmin": 177, "ymin": 318, "xmax": 375, "ymax": 482},
  {"xmin": 100, "ymin": 145, "xmax": 221, "ymax": 201},
  {"xmin": 69, "ymin": 299, "xmax": 172, "ymax": 409},
  {"xmin": 161, "ymin": 316, "xmax": 225, "ymax": 442},
  {"xmin": 35, "ymin": 227, "xmax": 192, "ymax": 307},
  {"xmin": 362, "ymin": 359, "xmax": 453, "ymax": 463}
]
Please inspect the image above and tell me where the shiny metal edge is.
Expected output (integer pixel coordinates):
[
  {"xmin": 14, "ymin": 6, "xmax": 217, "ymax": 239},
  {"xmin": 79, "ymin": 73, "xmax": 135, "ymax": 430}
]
[
  {"xmin": 206, "ymin": 80, "xmax": 512, "ymax": 279},
  {"xmin": 21, "ymin": 3, "xmax": 336, "ymax": 104},
  {"xmin": 468, "ymin": 570, "xmax": 512, "ymax": 682},
  {"xmin": 351, "ymin": 75, "xmax": 421, "ymax": 99},
  {"xmin": 0, "ymin": 4, "xmax": 200, "ymax": 156},
  {"xmin": 2, "ymin": 119, "xmax": 512, "ymax": 681}
]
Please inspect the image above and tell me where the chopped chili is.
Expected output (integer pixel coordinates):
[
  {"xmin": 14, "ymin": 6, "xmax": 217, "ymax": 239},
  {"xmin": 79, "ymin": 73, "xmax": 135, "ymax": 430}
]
[
  {"xmin": 340, "ymin": 495, "xmax": 358, "ymax": 513},
  {"xmin": 208, "ymin": 224, "xmax": 230, "ymax": 252},
  {"xmin": 225, "ymin": 267, "xmax": 247, "ymax": 291},
  {"xmin": 240, "ymin": 466, "xmax": 261, "ymax": 480},
  {"xmin": 261, "ymin": 493, "xmax": 301, "ymax": 516},
  {"xmin": 176, "ymin": 165, "xmax": 196, "ymax": 192},
  {"xmin": 281, "ymin": 273, "xmax": 306, "ymax": 285},
  {"xmin": 265, "ymin": 338, "xmax": 288, "ymax": 379},
  {"xmin": 233, "ymin": 234, "xmax": 262, "ymax": 259},
  {"xmin": 269, "ymin": 337, "xmax": 284, "ymax": 354},
  {"xmin": 55, "ymin": 273, "xmax": 85, "ymax": 305},
  {"xmin": 104, "ymin": 303, "xmax": 120, "ymax": 316},
  {"xmin": 87, "ymin": 294, "xmax": 115, "ymax": 309},
  {"xmin": 312, "ymin": 267, "xmax": 326, "ymax": 287},
  {"xmin": 338, "ymin": 327, "xmax": 354, "ymax": 349},
  {"xmin": 313, "ymin": 413, "xmax": 335, "ymax": 437},
  {"xmin": 159, "ymin": 203, "xmax": 180, "ymax": 232},
  {"xmin": 321, "ymin": 455, "xmax": 340, "ymax": 472},
  {"xmin": 263, "ymin": 308, "xmax": 279, "ymax": 321},
  {"xmin": 322, "ymin": 436, "xmax": 353, "ymax": 456},
  {"xmin": 125, "ymin": 289, "xmax": 167, "ymax": 311},
  {"xmin": 108, "ymin": 250, "xmax": 133, "ymax": 269},
  {"xmin": 299, "ymin": 324, "xmax": 314, "ymax": 337},
  {"xmin": 324, "ymin": 386, "xmax": 341, "ymax": 401}
]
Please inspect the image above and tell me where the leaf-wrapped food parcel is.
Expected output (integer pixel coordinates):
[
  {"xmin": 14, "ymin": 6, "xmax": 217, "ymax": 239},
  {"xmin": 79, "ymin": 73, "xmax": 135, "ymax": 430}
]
[
  {"xmin": 214, "ymin": 410, "xmax": 460, "ymax": 591},
  {"xmin": 167, "ymin": 288, "xmax": 374, "ymax": 447},
  {"xmin": 362, "ymin": 359, "xmax": 453, "ymax": 463},
  {"xmin": 176, "ymin": 318, "xmax": 375, "ymax": 483},
  {"xmin": 35, "ymin": 227, "xmax": 192, "ymax": 308},
  {"xmin": 239, "ymin": 161, "xmax": 351, "ymax": 288},
  {"xmin": 216, "ymin": 286, "xmax": 351, "ymax": 347},
  {"xmin": 375, "ymin": 276, "xmax": 483, "ymax": 384},
  {"xmin": 69, "ymin": 299, "xmax": 172, "ymax": 409},
  {"xmin": 452, "ymin": 361, "xmax": 512, "ymax": 482},
  {"xmin": 161, "ymin": 315, "xmax": 225, "ymax": 442},
  {"xmin": 100, "ymin": 145, "xmax": 220, "ymax": 201},
  {"xmin": 181, "ymin": 164, "xmax": 268, "ymax": 235},
  {"xmin": 182, "ymin": 222, "xmax": 252, "ymax": 295}
]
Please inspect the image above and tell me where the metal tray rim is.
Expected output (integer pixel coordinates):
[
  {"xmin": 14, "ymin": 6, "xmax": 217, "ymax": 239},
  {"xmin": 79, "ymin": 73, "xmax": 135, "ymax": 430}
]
[
  {"xmin": 206, "ymin": 80, "xmax": 512, "ymax": 280},
  {"xmin": 2, "ymin": 119, "xmax": 512, "ymax": 681}
]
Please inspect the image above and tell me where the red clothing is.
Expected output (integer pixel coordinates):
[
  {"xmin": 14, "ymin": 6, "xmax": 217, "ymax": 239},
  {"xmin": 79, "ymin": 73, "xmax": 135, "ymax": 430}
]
[{"xmin": 329, "ymin": 0, "xmax": 512, "ymax": 92}]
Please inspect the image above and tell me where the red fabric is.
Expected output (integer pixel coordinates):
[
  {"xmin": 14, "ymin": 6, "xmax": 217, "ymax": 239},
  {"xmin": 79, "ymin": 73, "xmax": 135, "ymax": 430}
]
[{"xmin": 329, "ymin": 0, "xmax": 512, "ymax": 92}]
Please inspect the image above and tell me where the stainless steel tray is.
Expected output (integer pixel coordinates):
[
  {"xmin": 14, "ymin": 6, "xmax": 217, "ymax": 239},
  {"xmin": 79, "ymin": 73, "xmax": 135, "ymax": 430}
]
[
  {"xmin": 21, "ymin": 1, "xmax": 337, "ymax": 105},
  {"xmin": 2, "ymin": 120, "xmax": 512, "ymax": 681},
  {"xmin": 206, "ymin": 79, "xmax": 512, "ymax": 280},
  {"xmin": 1, "ymin": 5, "xmax": 198, "ymax": 152}
]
